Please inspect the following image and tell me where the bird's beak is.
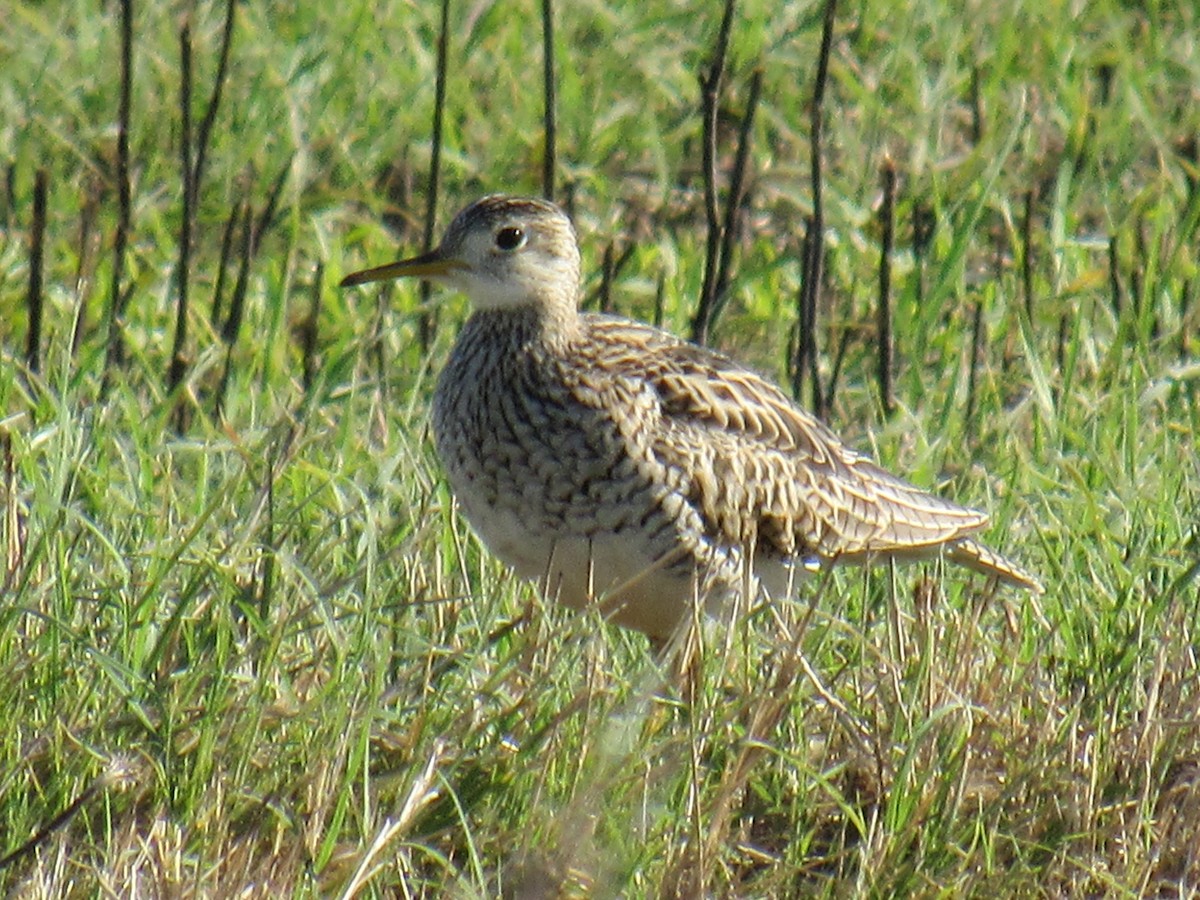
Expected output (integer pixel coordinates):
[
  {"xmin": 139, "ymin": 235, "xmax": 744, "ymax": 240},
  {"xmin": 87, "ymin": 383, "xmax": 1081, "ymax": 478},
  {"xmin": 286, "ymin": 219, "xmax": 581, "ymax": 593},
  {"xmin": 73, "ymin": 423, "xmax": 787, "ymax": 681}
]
[{"xmin": 340, "ymin": 248, "xmax": 467, "ymax": 288}]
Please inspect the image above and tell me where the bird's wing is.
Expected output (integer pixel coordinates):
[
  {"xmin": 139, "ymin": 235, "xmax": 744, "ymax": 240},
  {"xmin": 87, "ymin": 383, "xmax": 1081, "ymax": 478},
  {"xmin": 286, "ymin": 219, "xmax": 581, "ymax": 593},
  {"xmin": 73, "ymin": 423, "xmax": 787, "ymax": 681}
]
[{"xmin": 584, "ymin": 316, "xmax": 988, "ymax": 559}]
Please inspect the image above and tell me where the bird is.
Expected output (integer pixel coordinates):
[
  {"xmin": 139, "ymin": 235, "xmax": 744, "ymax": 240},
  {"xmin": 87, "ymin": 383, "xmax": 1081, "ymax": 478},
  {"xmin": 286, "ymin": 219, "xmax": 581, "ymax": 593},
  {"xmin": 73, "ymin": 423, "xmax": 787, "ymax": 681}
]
[{"xmin": 341, "ymin": 195, "xmax": 1042, "ymax": 640}]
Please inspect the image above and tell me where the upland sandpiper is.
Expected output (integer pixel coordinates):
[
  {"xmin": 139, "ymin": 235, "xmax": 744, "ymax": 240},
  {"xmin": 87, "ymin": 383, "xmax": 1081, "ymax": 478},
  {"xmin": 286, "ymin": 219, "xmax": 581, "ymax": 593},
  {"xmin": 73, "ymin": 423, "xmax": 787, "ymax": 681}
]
[{"xmin": 342, "ymin": 195, "xmax": 1041, "ymax": 639}]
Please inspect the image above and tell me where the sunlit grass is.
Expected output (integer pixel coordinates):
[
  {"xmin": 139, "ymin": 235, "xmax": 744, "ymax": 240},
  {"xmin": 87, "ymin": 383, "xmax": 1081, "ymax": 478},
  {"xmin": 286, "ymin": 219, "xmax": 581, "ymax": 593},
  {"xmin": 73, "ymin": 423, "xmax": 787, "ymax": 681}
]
[{"xmin": 1, "ymin": 0, "xmax": 1198, "ymax": 896}]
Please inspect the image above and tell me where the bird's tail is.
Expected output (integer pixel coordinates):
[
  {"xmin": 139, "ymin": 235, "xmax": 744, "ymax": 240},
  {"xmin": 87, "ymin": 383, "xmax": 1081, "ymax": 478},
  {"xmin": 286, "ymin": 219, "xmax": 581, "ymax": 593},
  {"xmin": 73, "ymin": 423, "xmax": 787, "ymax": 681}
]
[{"xmin": 948, "ymin": 537, "xmax": 1044, "ymax": 593}]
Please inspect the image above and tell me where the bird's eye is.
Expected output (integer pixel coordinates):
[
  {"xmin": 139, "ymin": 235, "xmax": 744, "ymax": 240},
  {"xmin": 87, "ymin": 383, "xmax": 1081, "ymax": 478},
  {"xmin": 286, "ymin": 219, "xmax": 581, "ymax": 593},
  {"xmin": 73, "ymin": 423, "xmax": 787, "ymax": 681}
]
[{"xmin": 495, "ymin": 226, "xmax": 526, "ymax": 251}]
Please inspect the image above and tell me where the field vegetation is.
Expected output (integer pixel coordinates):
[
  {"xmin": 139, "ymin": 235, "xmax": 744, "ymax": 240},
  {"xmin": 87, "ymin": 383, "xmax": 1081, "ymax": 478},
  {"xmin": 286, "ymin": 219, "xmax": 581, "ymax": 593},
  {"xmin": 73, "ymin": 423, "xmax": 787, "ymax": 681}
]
[{"xmin": 1, "ymin": 0, "xmax": 1198, "ymax": 896}]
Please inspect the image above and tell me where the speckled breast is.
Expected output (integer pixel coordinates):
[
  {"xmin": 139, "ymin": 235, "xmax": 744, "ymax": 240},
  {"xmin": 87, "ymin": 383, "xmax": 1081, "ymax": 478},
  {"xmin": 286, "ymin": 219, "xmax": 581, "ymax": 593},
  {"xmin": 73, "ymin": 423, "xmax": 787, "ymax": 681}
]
[{"xmin": 429, "ymin": 313, "xmax": 709, "ymax": 626}]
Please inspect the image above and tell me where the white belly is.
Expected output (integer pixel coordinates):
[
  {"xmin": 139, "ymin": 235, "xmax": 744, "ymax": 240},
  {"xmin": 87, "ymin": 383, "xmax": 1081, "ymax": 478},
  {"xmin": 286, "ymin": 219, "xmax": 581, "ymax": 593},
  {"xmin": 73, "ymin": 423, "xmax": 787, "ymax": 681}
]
[
  {"xmin": 453, "ymin": 488, "xmax": 793, "ymax": 638},
  {"xmin": 457, "ymin": 492, "xmax": 696, "ymax": 636}
]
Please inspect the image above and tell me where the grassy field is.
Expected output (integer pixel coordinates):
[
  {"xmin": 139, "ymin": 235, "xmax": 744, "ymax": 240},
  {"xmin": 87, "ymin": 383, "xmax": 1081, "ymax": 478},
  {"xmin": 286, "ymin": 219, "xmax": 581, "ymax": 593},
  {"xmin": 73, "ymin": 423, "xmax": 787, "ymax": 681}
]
[{"xmin": 2, "ymin": 0, "xmax": 1198, "ymax": 896}]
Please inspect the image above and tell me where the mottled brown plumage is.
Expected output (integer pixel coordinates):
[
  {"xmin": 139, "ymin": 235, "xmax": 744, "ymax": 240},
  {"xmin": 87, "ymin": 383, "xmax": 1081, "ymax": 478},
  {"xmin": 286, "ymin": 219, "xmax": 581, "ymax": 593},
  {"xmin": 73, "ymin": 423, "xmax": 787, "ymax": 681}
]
[{"xmin": 342, "ymin": 196, "xmax": 1041, "ymax": 638}]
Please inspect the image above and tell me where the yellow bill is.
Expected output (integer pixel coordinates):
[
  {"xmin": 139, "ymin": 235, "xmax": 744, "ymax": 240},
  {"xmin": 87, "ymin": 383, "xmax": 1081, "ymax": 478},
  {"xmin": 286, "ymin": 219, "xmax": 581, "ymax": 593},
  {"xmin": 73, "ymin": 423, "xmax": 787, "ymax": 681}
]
[{"xmin": 340, "ymin": 249, "xmax": 466, "ymax": 287}]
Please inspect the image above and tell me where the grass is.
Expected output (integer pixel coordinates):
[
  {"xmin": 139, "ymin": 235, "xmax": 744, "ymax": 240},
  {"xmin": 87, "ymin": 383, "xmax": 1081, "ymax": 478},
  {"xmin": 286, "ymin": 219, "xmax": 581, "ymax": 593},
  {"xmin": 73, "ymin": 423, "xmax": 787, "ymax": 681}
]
[{"xmin": 1, "ymin": 0, "xmax": 1198, "ymax": 896}]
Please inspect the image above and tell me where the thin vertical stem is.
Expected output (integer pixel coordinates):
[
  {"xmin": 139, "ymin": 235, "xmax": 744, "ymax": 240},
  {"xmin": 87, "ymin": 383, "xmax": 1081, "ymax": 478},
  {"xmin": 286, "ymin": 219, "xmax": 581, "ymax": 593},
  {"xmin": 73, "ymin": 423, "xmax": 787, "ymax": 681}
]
[
  {"xmin": 102, "ymin": 0, "xmax": 134, "ymax": 388},
  {"xmin": 824, "ymin": 325, "xmax": 852, "ymax": 411},
  {"xmin": 1179, "ymin": 279, "xmax": 1191, "ymax": 360},
  {"xmin": 70, "ymin": 178, "xmax": 100, "ymax": 356},
  {"xmin": 169, "ymin": 23, "xmax": 194, "ymax": 421},
  {"xmin": 193, "ymin": 0, "xmax": 236, "ymax": 205},
  {"xmin": 1022, "ymin": 188, "xmax": 1035, "ymax": 322},
  {"xmin": 259, "ymin": 457, "xmax": 275, "ymax": 624},
  {"xmin": 1108, "ymin": 234, "xmax": 1122, "ymax": 319},
  {"xmin": 707, "ymin": 68, "xmax": 762, "ymax": 333},
  {"xmin": 215, "ymin": 200, "xmax": 254, "ymax": 418},
  {"xmin": 301, "ymin": 262, "xmax": 324, "ymax": 394},
  {"xmin": 969, "ymin": 65, "xmax": 984, "ymax": 145},
  {"xmin": 965, "ymin": 300, "xmax": 984, "ymax": 437},
  {"xmin": 541, "ymin": 0, "xmax": 557, "ymax": 201},
  {"xmin": 598, "ymin": 242, "xmax": 614, "ymax": 313},
  {"xmin": 691, "ymin": 0, "xmax": 736, "ymax": 345},
  {"xmin": 1055, "ymin": 310, "xmax": 1069, "ymax": 384},
  {"xmin": 222, "ymin": 203, "xmax": 254, "ymax": 346},
  {"xmin": 1, "ymin": 164, "xmax": 14, "ymax": 229},
  {"xmin": 877, "ymin": 159, "xmax": 896, "ymax": 417},
  {"xmin": 1132, "ymin": 216, "xmax": 1146, "ymax": 323},
  {"xmin": 27, "ymin": 169, "xmax": 48, "ymax": 375},
  {"xmin": 253, "ymin": 154, "xmax": 292, "ymax": 250},
  {"xmin": 210, "ymin": 200, "xmax": 240, "ymax": 329},
  {"xmin": 653, "ymin": 270, "xmax": 666, "ymax": 328},
  {"xmin": 419, "ymin": 0, "xmax": 451, "ymax": 351},
  {"xmin": 793, "ymin": 0, "xmax": 837, "ymax": 416},
  {"xmin": 2, "ymin": 434, "xmax": 19, "ymax": 592}
]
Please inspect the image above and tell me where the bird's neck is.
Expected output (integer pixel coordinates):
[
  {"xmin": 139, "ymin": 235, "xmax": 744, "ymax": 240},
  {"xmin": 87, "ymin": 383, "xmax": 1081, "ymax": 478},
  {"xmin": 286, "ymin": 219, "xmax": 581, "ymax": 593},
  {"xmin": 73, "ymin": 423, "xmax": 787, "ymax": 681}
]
[{"xmin": 466, "ymin": 297, "xmax": 582, "ymax": 354}]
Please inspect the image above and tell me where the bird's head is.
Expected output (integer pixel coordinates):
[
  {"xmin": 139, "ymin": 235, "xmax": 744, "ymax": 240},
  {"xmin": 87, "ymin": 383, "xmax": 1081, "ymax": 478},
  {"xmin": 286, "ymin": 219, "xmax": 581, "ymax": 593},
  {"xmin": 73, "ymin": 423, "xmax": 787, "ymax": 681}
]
[{"xmin": 341, "ymin": 195, "xmax": 582, "ymax": 313}]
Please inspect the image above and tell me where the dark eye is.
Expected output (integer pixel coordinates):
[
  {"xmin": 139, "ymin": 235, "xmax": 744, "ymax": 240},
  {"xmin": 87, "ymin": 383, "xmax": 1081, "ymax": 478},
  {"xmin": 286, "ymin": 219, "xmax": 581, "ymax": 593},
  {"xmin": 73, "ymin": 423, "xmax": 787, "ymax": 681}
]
[{"xmin": 495, "ymin": 226, "xmax": 526, "ymax": 250}]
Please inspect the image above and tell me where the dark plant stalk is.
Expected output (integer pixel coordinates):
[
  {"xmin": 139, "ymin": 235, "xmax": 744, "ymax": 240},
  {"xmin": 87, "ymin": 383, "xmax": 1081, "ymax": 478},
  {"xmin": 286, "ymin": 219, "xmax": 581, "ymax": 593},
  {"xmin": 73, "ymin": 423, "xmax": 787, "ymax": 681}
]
[
  {"xmin": 791, "ymin": 222, "xmax": 811, "ymax": 399},
  {"xmin": 690, "ymin": 0, "xmax": 736, "ymax": 345},
  {"xmin": 70, "ymin": 178, "xmax": 100, "ymax": 356},
  {"xmin": 169, "ymin": 23, "xmax": 194, "ymax": 425},
  {"xmin": 210, "ymin": 200, "xmax": 240, "ymax": 329},
  {"xmin": 102, "ymin": 0, "xmax": 134, "ymax": 389},
  {"xmin": 1179, "ymin": 280, "xmax": 1191, "ymax": 361},
  {"xmin": 586, "ymin": 242, "xmax": 635, "ymax": 310},
  {"xmin": 1108, "ymin": 234, "xmax": 1122, "ymax": 319},
  {"xmin": 1132, "ymin": 216, "xmax": 1147, "ymax": 326},
  {"xmin": 193, "ymin": 0, "xmax": 236, "ymax": 204},
  {"xmin": 541, "ymin": 0, "xmax": 557, "ymax": 201},
  {"xmin": 965, "ymin": 300, "xmax": 984, "ymax": 438},
  {"xmin": 215, "ymin": 200, "xmax": 254, "ymax": 417},
  {"xmin": 598, "ymin": 242, "xmax": 615, "ymax": 313},
  {"xmin": 1, "ymin": 435, "xmax": 19, "ymax": 594},
  {"xmin": 418, "ymin": 0, "xmax": 451, "ymax": 352},
  {"xmin": 793, "ymin": 0, "xmax": 837, "ymax": 417},
  {"xmin": 252, "ymin": 154, "xmax": 292, "ymax": 251},
  {"xmin": 1022, "ymin": 188, "xmax": 1035, "ymax": 322},
  {"xmin": 301, "ymin": 262, "xmax": 324, "ymax": 394},
  {"xmin": 706, "ymin": 67, "xmax": 762, "ymax": 334},
  {"xmin": 259, "ymin": 457, "xmax": 275, "ymax": 624},
  {"xmin": 222, "ymin": 202, "xmax": 253, "ymax": 346},
  {"xmin": 26, "ymin": 169, "xmax": 47, "ymax": 375},
  {"xmin": 969, "ymin": 65, "xmax": 983, "ymax": 145},
  {"xmin": 1056, "ymin": 311, "xmax": 1069, "ymax": 385},
  {"xmin": 207, "ymin": 157, "xmax": 289, "ymax": 396},
  {"xmin": 369, "ymin": 288, "xmax": 390, "ymax": 433},
  {"xmin": 653, "ymin": 270, "xmax": 666, "ymax": 328},
  {"xmin": 1, "ymin": 164, "xmax": 14, "ymax": 229},
  {"xmin": 824, "ymin": 324, "xmax": 853, "ymax": 411},
  {"xmin": 0, "ymin": 774, "xmax": 106, "ymax": 871},
  {"xmin": 877, "ymin": 159, "xmax": 896, "ymax": 417}
]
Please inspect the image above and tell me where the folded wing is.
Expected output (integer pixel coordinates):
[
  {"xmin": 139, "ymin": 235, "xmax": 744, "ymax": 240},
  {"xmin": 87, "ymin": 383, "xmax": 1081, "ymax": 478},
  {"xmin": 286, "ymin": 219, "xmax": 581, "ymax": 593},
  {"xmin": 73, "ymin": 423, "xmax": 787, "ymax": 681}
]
[{"xmin": 586, "ymin": 317, "xmax": 990, "ymax": 562}]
